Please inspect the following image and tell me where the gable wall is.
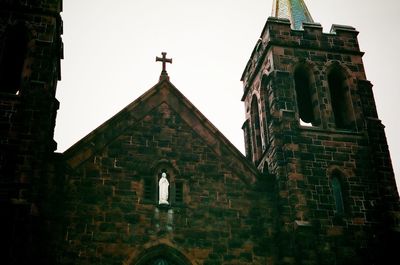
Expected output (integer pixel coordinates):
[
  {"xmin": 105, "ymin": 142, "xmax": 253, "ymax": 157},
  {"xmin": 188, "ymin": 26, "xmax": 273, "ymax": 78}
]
[{"xmin": 60, "ymin": 103, "xmax": 276, "ymax": 265}]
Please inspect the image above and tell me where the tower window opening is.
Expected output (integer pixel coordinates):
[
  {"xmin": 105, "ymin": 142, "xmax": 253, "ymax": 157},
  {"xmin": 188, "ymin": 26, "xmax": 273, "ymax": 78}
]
[
  {"xmin": 0, "ymin": 24, "xmax": 28, "ymax": 94},
  {"xmin": 294, "ymin": 66, "xmax": 318, "ymax": 126},
  {"xmin": 250, "ymin": 95, "xmax": 262, "ymax": 163},
  {"xmin": 328, "ymin": 66, "xmax": 354, "ymax": 129},
  {"xmin": 242, "ymin": 120, "xmax": 253, "ymax": 161},
  {"xmin": 261, "ymin": 74, "xmax": 271, "ymax": 147}
]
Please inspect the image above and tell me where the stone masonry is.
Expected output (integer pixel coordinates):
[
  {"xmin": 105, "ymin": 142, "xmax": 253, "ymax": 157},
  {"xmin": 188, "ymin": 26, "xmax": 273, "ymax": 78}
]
[
  {"xmin": 0, "ymin": 0, "xmax": 63, "ymax": 264},
  {"xmin": 60, "ymin": 81, "xmax": 277, "ymax": 264},
  {"xmin": 241, "ymin": 16, "xmax": 400, "ymax": 264},
  {"xmin": 1, "ymin": 1, "xmax": 399, "ymax": 265}
]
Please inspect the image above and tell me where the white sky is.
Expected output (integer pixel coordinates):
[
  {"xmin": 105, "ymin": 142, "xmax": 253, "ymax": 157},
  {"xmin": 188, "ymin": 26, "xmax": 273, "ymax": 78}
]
[{"xmin": 54, "ymin": 0, "xmax": 400, "ymax": 189}]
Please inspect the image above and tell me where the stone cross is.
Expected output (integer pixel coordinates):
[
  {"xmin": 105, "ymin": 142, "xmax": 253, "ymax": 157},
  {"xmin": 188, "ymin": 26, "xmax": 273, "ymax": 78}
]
[{"xmin": 156, "ymin": 52, "xmax": 172, "ymax": 76}]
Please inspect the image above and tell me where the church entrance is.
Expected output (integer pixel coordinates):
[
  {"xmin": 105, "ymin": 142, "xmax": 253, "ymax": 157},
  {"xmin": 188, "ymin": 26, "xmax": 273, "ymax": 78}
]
[
  {"xmin": 131, "ymin": 245, "xmax": 191, "ymax": 265},
  {"xmin": 147, "ymin": 257, "xmax": 177, "ymax": 265}
]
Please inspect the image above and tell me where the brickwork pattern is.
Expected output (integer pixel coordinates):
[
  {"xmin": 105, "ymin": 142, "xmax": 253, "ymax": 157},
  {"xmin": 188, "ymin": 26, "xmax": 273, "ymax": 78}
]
[
  {"xmin": 241, "ymin": 18, "xmax": 400, "ymax": 264},
  {"xmin": 0, "ymin": 0, "xmax": 62, "ymax": 264},
  {"xmin": 60, "ymin": 101, "xmax": 276, "ymax": 265}
]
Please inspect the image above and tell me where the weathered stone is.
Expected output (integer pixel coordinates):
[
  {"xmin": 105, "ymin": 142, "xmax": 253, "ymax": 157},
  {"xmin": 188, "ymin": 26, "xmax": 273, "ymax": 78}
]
[{"xmin": 2, "ymin": 1, "xmax": 399, "ymax": 265}]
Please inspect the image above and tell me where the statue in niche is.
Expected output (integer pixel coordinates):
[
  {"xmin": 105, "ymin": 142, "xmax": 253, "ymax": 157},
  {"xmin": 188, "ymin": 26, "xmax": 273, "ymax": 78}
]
[{"xmin": 158, "ymin": 172, "xmax": 169, "ymax": 205}]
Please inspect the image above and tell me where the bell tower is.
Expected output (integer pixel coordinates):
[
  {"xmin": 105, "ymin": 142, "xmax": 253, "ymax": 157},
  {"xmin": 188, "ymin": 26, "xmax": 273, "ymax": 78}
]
[
  {"xmin": 241, "ymin": 0, "xmax": 399, "ymax": 264},
  {"xmin": 0, "ymin": 0, "xmax": 63, "ymax": 264}
]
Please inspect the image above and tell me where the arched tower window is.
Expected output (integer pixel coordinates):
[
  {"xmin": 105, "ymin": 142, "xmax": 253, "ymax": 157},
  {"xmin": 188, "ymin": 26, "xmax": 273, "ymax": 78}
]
[
  {"xmin": 0, "ymin": 23, "xmax": 28, "ymax": 94},
  {"xmin": 328, "ymin": 65, "xmax": 354, "ymax": 129},
  {"xmin": 294, "ymin": 65, "xmax": 319, "ymax": 126},
  {"xmin": 331, "ymin": 171, "xmax": 345, "ymax": 215},
  {"xmin": 242, "ymin": 120, "xmax": 253, "ymax": 161},
  {"xmin": 261, "ymin": 74, "xmax": 271, "ymax": 147},
  {"xmin": 250, "ymin": 95, "xmax": 262, "ymax": 163}
]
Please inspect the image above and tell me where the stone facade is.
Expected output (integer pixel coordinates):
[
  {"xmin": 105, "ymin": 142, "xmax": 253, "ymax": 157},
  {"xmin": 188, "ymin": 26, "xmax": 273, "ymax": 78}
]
[
  {"xmin": 59, "ymin": 81, "xmax": 276, "ymax": 264},
  {"xmin": 1, "ymin": 1, "xmax": 399, "ymax": 265},
  {"xmin": 241, "ymin": 17, "xmax": 400, "ymax": 264},
  {"xmin": 0, "ymin": 0, "xmax": 63, "ymax": 264}
]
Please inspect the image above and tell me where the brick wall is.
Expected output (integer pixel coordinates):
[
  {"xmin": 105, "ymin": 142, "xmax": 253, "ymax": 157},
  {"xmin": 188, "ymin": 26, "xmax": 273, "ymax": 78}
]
[
  {"xmin": 241, "ymin": 17, "xmax": 400, "ymax": 264},
  {"xmin": 60, "ymin": 98, "xmax": 277, "ymax": 264},
  {"xmin": 0, "ymin": 0, "xmax": 62, "ymax": 263}
]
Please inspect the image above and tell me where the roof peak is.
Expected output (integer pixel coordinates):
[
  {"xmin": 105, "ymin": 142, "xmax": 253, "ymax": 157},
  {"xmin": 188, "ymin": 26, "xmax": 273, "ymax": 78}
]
[
  {"xmin": 272, "ymin": 0, "xmax": 314, "ymax": 30},
  {"xmin": 156, "ymin": 52, "xmax": 172, "ymax": 82}
]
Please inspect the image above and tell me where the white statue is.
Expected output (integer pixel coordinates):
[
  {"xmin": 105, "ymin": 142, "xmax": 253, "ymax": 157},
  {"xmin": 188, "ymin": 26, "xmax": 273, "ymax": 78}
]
[{"xmin": 158, "ymin": 172, "xmax": 169, "ymax": 205}]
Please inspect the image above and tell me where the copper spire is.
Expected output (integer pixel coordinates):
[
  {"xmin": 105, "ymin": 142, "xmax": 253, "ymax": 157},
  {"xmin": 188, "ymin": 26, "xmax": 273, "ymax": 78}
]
[{"xmin": 272, "ymin": 0, "xmax": 314, "ymax": 29}]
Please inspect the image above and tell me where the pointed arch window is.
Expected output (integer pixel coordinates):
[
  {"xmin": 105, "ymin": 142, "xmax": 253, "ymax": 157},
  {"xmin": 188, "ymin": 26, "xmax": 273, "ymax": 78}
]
[
  {"xmin": 242, "ymin": 120, "xmax": 253, "ymax": 161},
  {"xmin": 294, "ymin": 65, "xmax": 319, "ymax": 126},
  {"xmin": 261, "ymin": 74, "xmax": 272, "ymax": 147},
  {"xmin": 328, "ymin": 66, "xmax": 355, "ymax": 129},
  {"xmin": 331, "ymin": 172, "xmax": 345, "ymax": 215},
  {"xmin": 132, "ymin": 244, "xmax": 192, "ymax": 265},
  {"xmin": 0, "ymin": 23, "xmax": 28, "ymax": 94},
  {"xmin": 153, "ymin": 258, "xmax": 172, "ymax": 265},
  {"xmin": 174, "ymin": 181, "xmax": 183, "ymax": 204},
  {"xmin": 143, "ymin": 178, "xmax": 155, "ymax": 201},
  {"xmin": 250, "ymin": 95, "xmax": 262, "ymax": 163}
]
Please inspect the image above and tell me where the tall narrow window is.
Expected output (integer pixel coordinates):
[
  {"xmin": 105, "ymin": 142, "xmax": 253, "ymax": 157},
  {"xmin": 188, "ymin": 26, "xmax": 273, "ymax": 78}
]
[
  {"xmin": 261, "ymin": 74, "xmax": 271, "ymax": 147},
  {"xmin": 175, "ymin": 181, "xmax": 183, "ymax": 204},
  {"xmin": 331, "ymin": 174, "xmax": 345, "ymax": 215},
  {"xmin": 328, "ymin": 66, "xmax": 354, "ymax": 129},
  {"xmin": 294, "ymin": 65, "xmax": 317, "ymax": 125},
  {"xmin": 242, "ymin": 120, "xmax": 253, "ymax": 161},
  {"xmin": 144, "ymin": 178, "xmax": 154, "ymax": 201},
  {"xmin": 0, "ymin": 24, "xmax": 28, "ymax": 94},
  {"xmin": 250, "ymin": 95, "xmax": 262, "ymax": 163}
]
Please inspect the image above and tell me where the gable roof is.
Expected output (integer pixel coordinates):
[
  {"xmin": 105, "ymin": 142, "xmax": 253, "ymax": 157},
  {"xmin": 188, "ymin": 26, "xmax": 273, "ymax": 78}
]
[{"xmin": 63, "ymin": 79, "xmax": 260, "ymax": 184}]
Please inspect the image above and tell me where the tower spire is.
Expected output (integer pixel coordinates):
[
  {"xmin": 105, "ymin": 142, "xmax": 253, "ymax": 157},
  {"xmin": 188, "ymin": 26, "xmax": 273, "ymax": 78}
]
[{"xmin": 272, "ymin": 0, "xmax": 314, "ymax": 30}]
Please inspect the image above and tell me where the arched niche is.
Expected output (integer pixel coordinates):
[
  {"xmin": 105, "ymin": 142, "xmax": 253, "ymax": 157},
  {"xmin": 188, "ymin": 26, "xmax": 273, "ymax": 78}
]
[{"xmin": 142, "ymin": 160, "xmax": 184, "ymax": 205}]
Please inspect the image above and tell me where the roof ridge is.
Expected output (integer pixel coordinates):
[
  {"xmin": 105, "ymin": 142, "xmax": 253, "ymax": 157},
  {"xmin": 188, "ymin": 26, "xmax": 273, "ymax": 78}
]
[{"xmin": 63, "ymin": 80, "xmax": 261, "ymax": 184}]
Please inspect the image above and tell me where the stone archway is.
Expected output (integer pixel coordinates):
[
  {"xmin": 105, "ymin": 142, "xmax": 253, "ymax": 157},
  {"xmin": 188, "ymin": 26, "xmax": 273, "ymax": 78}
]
[
  {"xmin": 131, "ymin": 245, "xmax": 192, "ymax": 265},
  {"xmin": 146, "ymin": 257, "xmax": 176, "ymax": 265}
]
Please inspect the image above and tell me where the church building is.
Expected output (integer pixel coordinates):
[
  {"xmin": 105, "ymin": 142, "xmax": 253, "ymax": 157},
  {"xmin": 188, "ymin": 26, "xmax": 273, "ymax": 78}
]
[{"xmin": 1, "ymin": 0, "xmax": 399, "ymax": 264}]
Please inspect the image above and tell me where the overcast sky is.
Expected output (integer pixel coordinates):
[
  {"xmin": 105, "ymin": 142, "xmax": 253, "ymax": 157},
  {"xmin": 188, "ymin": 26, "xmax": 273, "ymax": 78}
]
[{"xmin": 54, "ymin": 0, "xmax": 400, "ymax": 189}]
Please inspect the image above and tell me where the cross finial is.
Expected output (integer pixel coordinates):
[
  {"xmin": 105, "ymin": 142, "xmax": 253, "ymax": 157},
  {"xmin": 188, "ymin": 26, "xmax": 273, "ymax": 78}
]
[{"xmin": 156, "ymin": 52, "xmax": 172, "ymax": 80}]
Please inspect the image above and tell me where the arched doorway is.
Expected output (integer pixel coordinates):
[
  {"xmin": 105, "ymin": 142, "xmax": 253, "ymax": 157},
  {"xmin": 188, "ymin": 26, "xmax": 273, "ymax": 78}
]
[
  {"xmin": 132, "ymin": 245, "xmax": 192, "ymax": 265},
  {"xmin": 147, "ymin": 257, "xmax": 176, "ymax": 265}
]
